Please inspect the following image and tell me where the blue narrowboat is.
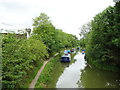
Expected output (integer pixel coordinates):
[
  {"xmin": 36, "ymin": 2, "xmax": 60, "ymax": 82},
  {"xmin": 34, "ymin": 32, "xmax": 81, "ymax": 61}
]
[
  {"xmin": 61, "ymin": 54, "xmax": 71, "ymax": 62},
  {"xmin": 82, "ymin": 49, "xmax": 85, "ymax": 54}
]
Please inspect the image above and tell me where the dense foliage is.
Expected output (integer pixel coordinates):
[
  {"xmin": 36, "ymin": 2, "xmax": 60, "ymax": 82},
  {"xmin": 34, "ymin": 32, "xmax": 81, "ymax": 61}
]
[
  {"xmin": 2, "ymin": 13, "xmax": 79, "ymax": 88},
  {"xmin": 2, "ymin": 34, "xmax": 48, "ymax": 88},
  {"xmin": 80, "ymin": 2, "xmax": 120, "ymax": 72}
]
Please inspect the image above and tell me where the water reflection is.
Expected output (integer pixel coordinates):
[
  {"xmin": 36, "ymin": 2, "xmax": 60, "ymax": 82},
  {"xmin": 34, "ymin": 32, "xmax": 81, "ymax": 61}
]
[
  {"xmin": 56, "ymin": 52, "xmax": 86, "ymax": 88},
  {"xmin": 78, "ymin": 65, "xmax": 119, "ymax": 88},
  {"xmin": 61, "ymin": 62, "xmax": 70, "ymax": 67},
  {"xmin": 56, "ymin": 52, "xmax": 119, "ymax": 88}
]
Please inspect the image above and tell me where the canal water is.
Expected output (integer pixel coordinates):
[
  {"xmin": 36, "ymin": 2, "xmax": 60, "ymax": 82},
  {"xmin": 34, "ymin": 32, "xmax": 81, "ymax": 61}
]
[{"xmin": 56, "ymin": 52, "xmax": 119, "ymax": 88}]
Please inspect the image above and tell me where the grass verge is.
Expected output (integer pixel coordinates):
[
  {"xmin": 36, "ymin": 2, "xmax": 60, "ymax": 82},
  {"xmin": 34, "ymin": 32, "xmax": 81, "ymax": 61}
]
[{"xmin": 20, "ymin": 61, "xmax": 43, "ymax": 88}]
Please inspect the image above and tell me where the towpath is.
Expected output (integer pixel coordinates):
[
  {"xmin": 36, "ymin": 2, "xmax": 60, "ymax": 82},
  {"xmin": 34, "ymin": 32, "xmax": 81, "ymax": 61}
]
[{"xmin": 29, "ymin": 53, "xmax": 59, "ymax": 89}]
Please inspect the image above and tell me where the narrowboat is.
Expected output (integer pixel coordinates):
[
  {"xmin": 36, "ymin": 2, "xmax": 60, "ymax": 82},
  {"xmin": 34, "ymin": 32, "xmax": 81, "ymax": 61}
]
[
  {"xmin": 71, "ymin": 48, "xmax": 76, "ymax": 54},
  {"xmin": 61, "ymin": 54, "xmax": 71, "ymax": 62},
  {"xmin": 82, "ymin": 49, "xmax": 85, "ymax": 54}
]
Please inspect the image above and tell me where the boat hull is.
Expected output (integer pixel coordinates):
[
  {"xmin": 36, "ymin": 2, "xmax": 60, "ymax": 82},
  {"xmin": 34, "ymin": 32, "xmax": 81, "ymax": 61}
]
[{"xmin": 61, "ymin": 54, "xmax": 71, "ymax": 62}]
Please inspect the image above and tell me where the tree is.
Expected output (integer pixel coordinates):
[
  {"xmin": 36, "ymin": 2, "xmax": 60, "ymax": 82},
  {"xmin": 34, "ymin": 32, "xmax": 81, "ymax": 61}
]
[
  {"xmin": 79, "ymin": 22, "xmax": 91, "ymax": 48},
  {"xmin": 83, "ymin": 5, "xmax": 119, "ymax": 72},
  {"xmin": 79, "ymin": 22, "xmax": 91, "ymax": 38},
  {"xmin": 32, "ymin": 13, "xmax": 79, "ymax": 54}
]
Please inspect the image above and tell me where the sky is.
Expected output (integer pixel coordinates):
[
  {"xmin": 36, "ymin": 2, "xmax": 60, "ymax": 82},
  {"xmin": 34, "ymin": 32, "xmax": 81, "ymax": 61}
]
[{"xmin": 0, "ymin": 0, "xmax": 115, "ymax": 38}]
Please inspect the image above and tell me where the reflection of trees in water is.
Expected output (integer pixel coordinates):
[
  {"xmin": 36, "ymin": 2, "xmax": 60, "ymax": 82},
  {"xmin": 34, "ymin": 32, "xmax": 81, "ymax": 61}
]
[
  {"xmin": 78, "ymin": 65, "xmax": 119, "ymax": 88},
  {"xmin": 60, "ymin": 57, "xmax": 77, "ymax": 68},
  {"xmin": 60, "ymin": 62, "xmax": 70, "ymax": 67}
]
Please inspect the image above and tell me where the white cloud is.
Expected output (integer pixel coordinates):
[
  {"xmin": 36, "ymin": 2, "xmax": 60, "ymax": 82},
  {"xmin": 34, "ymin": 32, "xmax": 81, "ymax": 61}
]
[{"xmin": 0, "ymin": 0, "xmax": 115, "ymax": 38}]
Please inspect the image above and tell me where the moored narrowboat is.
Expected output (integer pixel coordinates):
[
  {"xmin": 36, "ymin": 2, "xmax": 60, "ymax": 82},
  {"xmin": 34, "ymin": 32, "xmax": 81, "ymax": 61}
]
[
  {"xmin": 82, "ymin": 49, "xmax": 85, "ymax": 54},
  {"xmin": 61, "ymin": 54, "xmax": 71, "ymax": 62}
]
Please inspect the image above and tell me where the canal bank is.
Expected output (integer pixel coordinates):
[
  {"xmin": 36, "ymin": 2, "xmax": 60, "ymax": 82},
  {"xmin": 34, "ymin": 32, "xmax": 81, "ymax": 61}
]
[
  {"xmin": 34, "ymin": 51, "xmax": 119, "ymax": 88},
  {"xmin": 35, "ymin": 50, "xmax": 78, "ymax": 88}
]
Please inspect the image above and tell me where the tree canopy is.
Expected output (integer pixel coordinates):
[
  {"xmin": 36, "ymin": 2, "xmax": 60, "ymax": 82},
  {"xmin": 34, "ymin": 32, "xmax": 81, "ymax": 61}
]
[{"xmin": 79, "ymin": 2, "xmax": 120, "ymax": 72}]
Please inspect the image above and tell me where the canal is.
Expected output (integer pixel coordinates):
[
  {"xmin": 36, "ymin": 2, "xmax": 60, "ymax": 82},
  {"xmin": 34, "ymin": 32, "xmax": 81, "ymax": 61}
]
[{"xmin": 56, "ymin": 52, "xmax": 119, "ymax": 88}]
